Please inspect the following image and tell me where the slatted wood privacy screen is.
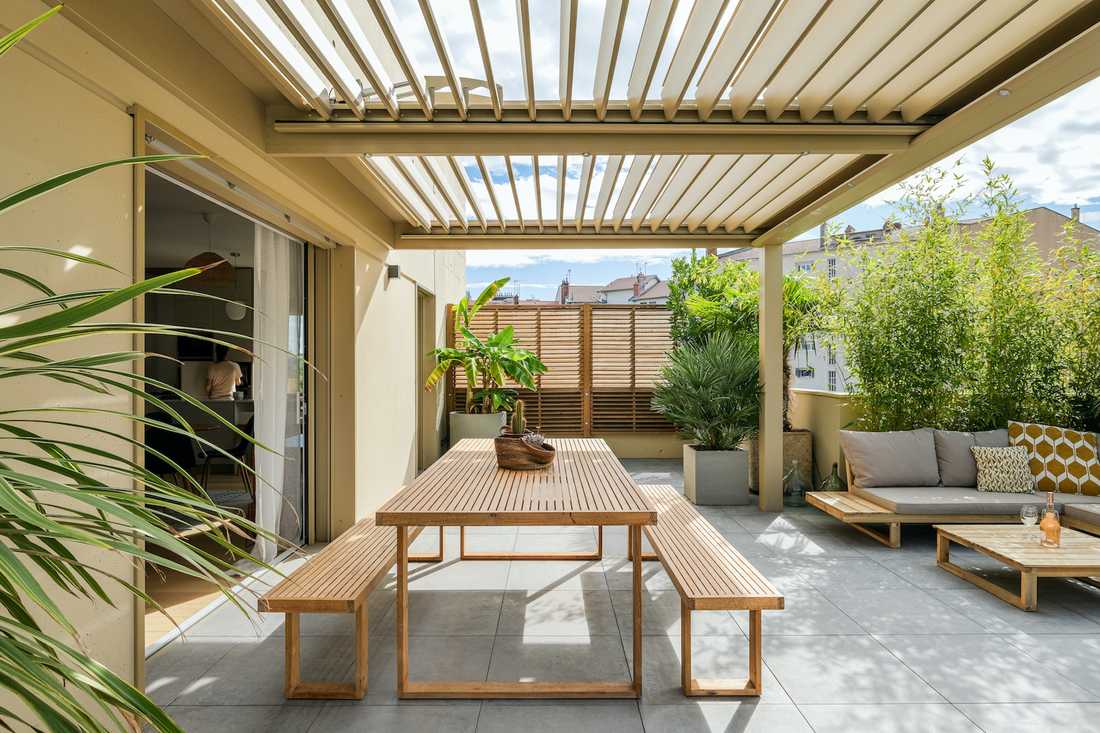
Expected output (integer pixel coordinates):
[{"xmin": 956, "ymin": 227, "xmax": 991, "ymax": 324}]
[{"xmin": 449, "ymin": 304, "xmax": 675, "ymax": 435}]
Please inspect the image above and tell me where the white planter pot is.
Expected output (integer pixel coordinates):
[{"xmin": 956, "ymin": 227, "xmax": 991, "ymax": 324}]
[
  {"xmin": 683, "ymin": 445, "xmax": 751, "ymax": 506},
  {"xmin": 449, "ymin": 411, "xmax": 507, "ymax": 445}
]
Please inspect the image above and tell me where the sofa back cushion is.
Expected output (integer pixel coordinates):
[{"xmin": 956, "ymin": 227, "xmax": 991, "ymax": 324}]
[
  {"xmin": 1008, "ymin": 420, "xmax": 1100, "ymax": 495},
  {"xmin": 840, "ymin": 428, "xmax": 940, "ymax": 488},
  {"xmin": 933, "ymin": 429, "xmax": 1009, "ymax": 487}
]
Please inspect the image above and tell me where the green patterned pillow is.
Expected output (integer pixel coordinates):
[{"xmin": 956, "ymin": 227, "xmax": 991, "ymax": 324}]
[{"xmin": 971, "ymin": 446, "xmax": 1034, "ymax": 493}]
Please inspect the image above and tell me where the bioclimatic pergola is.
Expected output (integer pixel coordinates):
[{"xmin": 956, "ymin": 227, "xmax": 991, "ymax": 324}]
[{"xmin": 180, "ymin": 0, "xmax": 1100, "ymax": 506}]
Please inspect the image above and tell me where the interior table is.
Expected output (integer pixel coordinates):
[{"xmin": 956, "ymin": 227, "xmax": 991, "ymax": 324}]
[{"xmin": 375, "ymin": 437, "xmax": 657, "ymax": 699}]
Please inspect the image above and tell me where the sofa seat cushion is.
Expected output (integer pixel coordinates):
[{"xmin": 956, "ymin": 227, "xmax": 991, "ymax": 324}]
[
  {"xmin": 934, "ymin": 429, "xmax": 1009, "ymax": 487},
  {"xmin": 1065, "ymin": 504, "xmax": 1100, "ymax": 527},
  {"xmin": 852, "ymin": 486, "xmax": 1048, "ymax": 515},
  {"xmin": 841, "ymin": 428, "xmax": 940, "ymax": 488}
]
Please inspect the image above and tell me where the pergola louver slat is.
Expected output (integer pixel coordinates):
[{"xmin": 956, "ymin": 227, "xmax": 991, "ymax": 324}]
[
  {"xmin": 393, "ymin": 156, "xmax": 449, "ymax": 229},
  {"xmin": 419, "ymin": 157, "xmax": 468, "ymax": 231},
  {"xmin": 647, "ymin": 155, "xmax": 711, "ymax": 232},
  {"xmin": 593, "ymin": 155, "xmax": 624, "ymax": 231},
  {"xmin": 610, "ymin": 155, "xmax": 653, "ymax": 231},
  {"xmin": 447, "ymin": 155, "xmax": 486, "ymax": 231},
  {"xmin": 629, "ymin": 155, "xmax": 681, "ymax": 232},
  {"xmin": 533, "ymin": 154, "xmax": 545, "ymax": 230},
  {"xmin": 574, "ymin": 156, "xmax": 595, "ymax": 231},
  {"xmin": 594, "ymin": 0, "xmax": 630, "ymax": 121},
  {"xmin": 265, "ymin": 0, "xmax": 366, "ymax": 119},
  {"xmin": 626, "ymin": 0, "xmax": 678, "ymax": 120},
  {"xmin": 504, "ymin": 155, "xmax": 525, "ymax": 232},
  {"xmin": 516, "ymin": 0, "xmax": 537, "ymax": 121},
  {"xmin": 418, "ymin": 0, "xmax": 469, "ymax": 119},
  {"xmin": 661, "ymin": 0, "xmax": 731, "ymax": 120},
  {"xmin": 476, "ymin": 155, "xmax": 506, "ymax": 230},
  {"xmin": 362, "ymin": 156, "xmax": 431, "ymax": 231},
  {"xmin": 694, "ymin": 0, "xmax": 781, "ymax": 121},
  {"xmin": 664, "ymin": 154, "xmax": 740, "ymax": 232},
  {"xmin": 468, "ymin": 0, "xmax": 503, "ymax": 120},
  {"xmin": 316, "ymin": 0, "xmax": 399, "ymax": 119},
  {"xmin": 556, "ymin": 155, "xmax": 567, "ymax": 231},
  {"xmin": 560, "ymin": 0, "xmax": 578, "ymax": 120},
  {"xmin": 364, "ymin": 0, "xmax": 433, "ymax": 119}
]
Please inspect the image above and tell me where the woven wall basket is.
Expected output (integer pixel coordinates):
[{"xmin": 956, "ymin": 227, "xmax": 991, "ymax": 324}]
[{"xmin": 494, "ymin": 432, "xmax": 556, "ymax": 470}]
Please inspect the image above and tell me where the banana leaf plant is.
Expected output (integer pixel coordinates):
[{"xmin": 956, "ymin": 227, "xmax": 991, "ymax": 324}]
[
  {"xmin": 0, "ymin": 8, "xmax": 281, "ymax": 731},
  {"xmin": 424, "ymin": 277, "xmax": 547, "ymax": 414}
]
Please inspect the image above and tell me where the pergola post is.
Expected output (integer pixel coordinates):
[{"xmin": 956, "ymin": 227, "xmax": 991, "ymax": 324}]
[{"xmin": 758, "ymin": 244, "xmax": 784, "ymax": 512}]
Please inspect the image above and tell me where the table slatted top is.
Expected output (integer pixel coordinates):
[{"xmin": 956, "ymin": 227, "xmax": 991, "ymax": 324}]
[
  {"xmin": 641, "ymin": 484, "xmax": 783, "ymax": 611},
  {"xmin": 935, "ymin": 525, "xmax": 1100, "ymax": 571},
  {"xmin": 375, "ymin": 438, "xmax": 656, "ymax": 527},
  {"xmin": 258, "ymin": 518, "xmax": 422, "ymax": 613}
]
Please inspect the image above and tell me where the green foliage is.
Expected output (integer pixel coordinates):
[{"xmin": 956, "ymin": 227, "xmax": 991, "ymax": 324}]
[
  {"xmin": 651, "ymin": 332, "xmax": 761, "ymax": 451},
  {"xmin": 1050, "ymin": 227, "xmax": 1100, "ymax": 431},
  {"xmin": 667, "ymin": 252, "xmax": 822, "ymax": 429},
  {"xmin": 425, "ymin": 277, "xmax": 547, "ymax": 414},
  {"xmin": 0, "ymin": 9, "xmax": 278, "ymax": 731},
  {"xmin": 821, "ymin": 160, "xmax": 1077, "ymax": 432}
]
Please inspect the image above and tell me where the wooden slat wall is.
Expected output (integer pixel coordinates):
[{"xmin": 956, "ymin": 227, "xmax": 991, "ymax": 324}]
[{"xmin": 449, "ymin": 304, "xmax": 674, "ymax": 435}]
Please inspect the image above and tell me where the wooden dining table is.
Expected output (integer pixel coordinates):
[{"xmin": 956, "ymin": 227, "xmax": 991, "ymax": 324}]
[{"xmin": 375, "ymin": 437, "xmax": 657, "ymax": 699}]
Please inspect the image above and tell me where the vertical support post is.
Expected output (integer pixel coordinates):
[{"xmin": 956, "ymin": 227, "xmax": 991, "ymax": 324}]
[
  {"xmin": 630, "ymin": 525, "xmax": 643, "ymax": 696},
  {"xmin": 581, "ymin": 303, "xmax": 593, "ymax": 436},
  {"xmin": 396, "ymin": 526, "xmax": 409, "ymax": 696},
  {"xmin": 747, "ymin": 609, "xmax": 762, "ymax": 691},
  {"xmin": 680, "ymin": 600, "xmax": 692, "ymax": 692},
  {"xmin": 758, "ymin": 244, "xmax": 784, "ymax": 512},
  {"xmin": 353, "ymin": 601, "xmax": 368, "ymax": 696}
]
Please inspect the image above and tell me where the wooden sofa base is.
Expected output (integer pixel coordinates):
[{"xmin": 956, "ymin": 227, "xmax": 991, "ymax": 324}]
[{"xmin": 806, "ymin": 491, "xmax": 1015, "ymax": 549}]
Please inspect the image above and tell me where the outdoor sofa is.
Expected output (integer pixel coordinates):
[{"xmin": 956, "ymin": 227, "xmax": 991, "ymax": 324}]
[{"xmin": 807, "ymin": 427, "xmax": 1100, "ymax": 547}]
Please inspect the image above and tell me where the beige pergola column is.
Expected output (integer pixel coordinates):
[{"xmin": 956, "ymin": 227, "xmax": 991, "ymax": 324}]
[{"xmin": 758, "ymin": 244, "xmax": 784, "ymax": 511}]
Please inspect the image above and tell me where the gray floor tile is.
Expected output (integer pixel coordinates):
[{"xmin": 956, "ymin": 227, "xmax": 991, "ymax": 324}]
[
  {"xmin": 602, "ymin": 557, "xmax": 676, "ymax": 591},
  {"xmin": 732, "ymin": 589, "xmax": 863, "ymax": 636},
  {"xmin": 185, "ymin": 591, "xmax": 391, "ymax": 639},
  {"xmin": 358, "ymin": 635, "xmax": 495, "ymax": 705},
  {"xmin": 505, "ymin": 560, "xmax": 609, "ymax": 592},
  {"xmin": 798, "ymin": 703, "xmax": 981, "ymax": 732},
  {"xmin": 145, "ymin": 637, "xmax": 237, "ymax": 706},
  {"xmin": 162, "ymin": 705, "xmax": 320, "ymax": 733},
  {"xmin": 373, "ymin": 590, "xmax": 503, "ymax": 637},
  {"xmin": 497, "ymin": 590, "xmax": 619, "ymax": 637},
  {"xmin": 1003, "ymin": 634, "xmax": 1100, "ymax": 696},
  {"xmin": 382, "ymin": 559, "xmax": 511, "ymax": 591},
  {"xmin": 309, "ymin": 703, "xmax": 481, "ymax": 732},
  {"xmin": 937, "ymin": 587, "xmax": 1100, "ymax": 634},
  {"xmin": 610, "ymin": 589, "xmax": 739, "ymax": 637},
  {"xmin": 752, "ymin": 530, "xmax": 874, "ymax": 559},
  {"xmin": 798, "ymin": 557, "xmax": 915, "ymax": 592},
  {"xmin": 956, "ymin": 702, "xmax": 1100, "ymax": 732},
  {"xmin": 640, "ymin": 703, "xmax": 811, "ymax": 733},
  {"xmin": 487, "ymin": 635, "xmax": 629, "ymax": 683},
  {"xmin": 763, "ymin": 635, "xmax": 944, "ymax": 705},
  {"xmin": 822, "ymin": 587, "xmax": 985, "ymax": 635},
  {"xmin": 623, "ymin": 459, "xmax": 683, "ymax": 489},
  {"xmin": 513, "ymin": 532, "xmax": 603, "ymax": 554},
  {"xmin": 875, "ymin": 634, "xmax": 1097, "ymax": 703},
  {"xmin": 477, "ymin": 702, "xmax": 643, "ymax": 732}
]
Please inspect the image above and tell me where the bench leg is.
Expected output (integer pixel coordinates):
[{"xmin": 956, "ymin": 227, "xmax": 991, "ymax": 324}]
[
  {"xmin": 283, "ymin": 603, "xmax": 368, "ymax": 700},
  {"xmin": 409, "ymin": 526, "xmax": 444, "ymax": 563},
  {"xmin": 849, "ymin": 521, "xmax": 901, "ymax": 549},
  {"xmin": 681, "ymin": 604, "xmax": 763, "ymax": 697},
  {"xmin": 458, "ymin": 525, "xmax": 605, "ymax": 560},
  {"xmin": 627, "ymin": 529, "xmax": 659, "ymax": 562}
]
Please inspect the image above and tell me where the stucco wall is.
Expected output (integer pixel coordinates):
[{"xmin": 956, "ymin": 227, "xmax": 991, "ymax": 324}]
[
  {"xmin": 0, "ymin": 43, "xmax": 136, "ymax": 688},
  {"xmin": 788, "ymin": 389, "xmax": 861, "ymax": 486}
]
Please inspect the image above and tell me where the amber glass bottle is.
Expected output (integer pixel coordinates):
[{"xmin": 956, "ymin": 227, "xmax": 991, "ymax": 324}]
[{"xmin": 1039, "ymin": 492, "xmax": 1061, "ymax": 548}]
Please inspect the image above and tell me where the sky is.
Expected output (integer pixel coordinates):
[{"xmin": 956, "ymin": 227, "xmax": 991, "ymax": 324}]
[{"xmin": 464, "ymin": 73, "xmax": 1100, "ymax": 302}]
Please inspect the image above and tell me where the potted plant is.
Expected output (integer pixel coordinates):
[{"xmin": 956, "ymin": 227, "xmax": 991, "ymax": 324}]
[
  {"xmin": 651, "ymin": 332, "xmax": 761, "ymax": 505},
  {"xmin": 425, "ymin": 277, "xmax": 548, "ymax": 444}
]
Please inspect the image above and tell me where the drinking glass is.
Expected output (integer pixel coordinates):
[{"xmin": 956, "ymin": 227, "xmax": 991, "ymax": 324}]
[{"xmin": 1020, "ymin": 504, "xmax": 1039, "ymax": 526}]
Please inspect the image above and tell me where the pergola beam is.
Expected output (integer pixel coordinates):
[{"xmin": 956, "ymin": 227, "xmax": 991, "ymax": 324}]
[
  {"xmin": 394, "ymin": 228, "xmax": 755, "ymax": 250},
  {"xmin": 266, "ymin": 125, "xmax": 921, "ymax": 156}
]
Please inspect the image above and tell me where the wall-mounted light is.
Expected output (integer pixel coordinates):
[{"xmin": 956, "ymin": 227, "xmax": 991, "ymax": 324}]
[
  {"xmin": 998, "ymin": 89, "xmax": 1011, "ymax": 97},
  {"xmin": 387, "ymin": 264, "xmax": 400, "ymax": 280}
]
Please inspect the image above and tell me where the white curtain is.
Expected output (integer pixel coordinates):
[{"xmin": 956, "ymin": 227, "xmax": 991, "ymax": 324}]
[{"xmin": 252, "ymin": 226, "xmax": 291, "ymax": 562}]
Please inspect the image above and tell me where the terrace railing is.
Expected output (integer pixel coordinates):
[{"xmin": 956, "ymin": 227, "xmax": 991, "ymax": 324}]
[{"xmin": 447, "ymin": 303, "xmax": 675, "ymax": 436}]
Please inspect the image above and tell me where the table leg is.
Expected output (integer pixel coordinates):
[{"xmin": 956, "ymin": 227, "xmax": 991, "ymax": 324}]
[
  {"xmin": 631, "ymin": 525, "xmax": 642, "ymax": 697},
  {"xmin": 1021, "ymin": 571, "xmax": 1038, "ymax": 611},
  {"xmin": 396, "ymin": 526, "xmax": 409, "ymax": 696}
]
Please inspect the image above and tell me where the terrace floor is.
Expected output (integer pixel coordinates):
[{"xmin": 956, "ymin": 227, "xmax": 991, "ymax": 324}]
[{"xmin": 146, "ymin": 460, "xmax": 1100, "ymax": 732}]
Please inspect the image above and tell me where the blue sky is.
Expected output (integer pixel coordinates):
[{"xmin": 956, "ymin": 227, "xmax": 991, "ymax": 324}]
[{"xmin": 467, "ymin": 76, "xmax": 1100, "ymax": 300}]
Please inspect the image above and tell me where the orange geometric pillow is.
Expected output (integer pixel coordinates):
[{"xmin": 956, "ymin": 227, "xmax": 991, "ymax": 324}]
[{"xmin": 1007, "ymin": 420, "xmax": 1100, "ymax": 495}]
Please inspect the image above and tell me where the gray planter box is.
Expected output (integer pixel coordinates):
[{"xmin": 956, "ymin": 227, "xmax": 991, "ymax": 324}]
[
  {"xmin": 683, "ymin": 445, "xmax": 751, "ymax": 506},
  {"xmin": 448, "ymin": 411, "xmax": 506, "ymax": 445}
]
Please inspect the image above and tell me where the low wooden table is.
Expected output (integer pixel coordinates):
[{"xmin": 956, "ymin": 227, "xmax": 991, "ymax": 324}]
[
  {"xmin": 935, "ymin": 524, "xmax": 1100, "ymax": 611},
  {"xmin": 376, "ymin": 438, "xmax": 656, "ymax": 700}
]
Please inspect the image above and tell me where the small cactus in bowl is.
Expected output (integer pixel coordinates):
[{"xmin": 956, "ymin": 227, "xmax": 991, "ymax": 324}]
[{"xmin": 510, "ymin": 399, "xmax": 527, "ymax": 435}]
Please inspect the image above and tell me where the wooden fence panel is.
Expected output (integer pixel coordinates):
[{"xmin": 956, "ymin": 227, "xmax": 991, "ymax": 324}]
[{"xmin": 449, "ymin": 303, "xmax": 673, "ymax": 436}]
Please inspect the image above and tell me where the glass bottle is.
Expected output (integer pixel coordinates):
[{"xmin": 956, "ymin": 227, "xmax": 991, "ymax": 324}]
[
  {"xmin": 1039, "ymin": 492, "xmax": 1061, "ymax": 548},
  {"xmin": 820, "ymin": 462, "xmax": 844, "ymax": 492},
  {"xmin": 784, "ymin": 461, "xmax": 807, "ymax": 507}
]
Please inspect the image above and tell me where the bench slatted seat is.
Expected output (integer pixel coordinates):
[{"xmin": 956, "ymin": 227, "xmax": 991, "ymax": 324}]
[
  {"xmin": 637, "ymin": 485, "xmax": 784, "ymax": 697},
  {"xmin": 258, "ymin": 517, "xmax": 442, "ymax": 700}
]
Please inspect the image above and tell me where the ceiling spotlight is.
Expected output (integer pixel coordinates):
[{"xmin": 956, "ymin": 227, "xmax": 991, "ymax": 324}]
[{"xmin": 998, "ymin": 89, "xmax": 1011, "ymax": 97}]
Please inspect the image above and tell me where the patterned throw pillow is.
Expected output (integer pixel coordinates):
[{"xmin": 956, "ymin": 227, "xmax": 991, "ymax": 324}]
[
  {"xmin": 971, "ymin": 446, "xmax": 1035, "ymax": 493},
  {"xmin": 1008, "ymin": 420, "xmax": 1100, "ymax": 496}
]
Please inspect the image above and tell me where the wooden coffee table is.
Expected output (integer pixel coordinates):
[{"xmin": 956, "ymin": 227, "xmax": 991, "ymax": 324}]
[{"xmin": 935, "ymin": 525, "xmax": 1100, "ymax": 611}]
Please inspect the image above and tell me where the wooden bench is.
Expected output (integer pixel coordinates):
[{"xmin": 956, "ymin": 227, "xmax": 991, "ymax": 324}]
[
  {"xmin": 806, "ymin": 491, "xmax": 902, "ymax": 548},
  {"xmin": 635, "ymin": 484, "xmax": 784, "ymax": 697},
  {"xmin": 257, "ymin": 518, "xmax": 442, "ymax": 700}
]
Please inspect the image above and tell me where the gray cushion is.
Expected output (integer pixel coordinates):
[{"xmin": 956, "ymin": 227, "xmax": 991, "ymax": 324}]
[
  {"xmin": 934, "ymin": 429, "xmax": 1009, "ymax": 487},
  {"xmin": 1065, "ymin": 504, "xmax": 1100, "ymax": 525},
  {"xmin": 853, "ymin": 485, "xmax": 1047, "ymax": 515},
  {"xmin": 840, "ymin": 428, "xmax": 940, "ymax": 488}
]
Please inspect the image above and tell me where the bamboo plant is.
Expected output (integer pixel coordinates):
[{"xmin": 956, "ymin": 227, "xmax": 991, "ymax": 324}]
[{"xmin": 0, "ymin": 7, "xmax": 277, "ymax": 731}]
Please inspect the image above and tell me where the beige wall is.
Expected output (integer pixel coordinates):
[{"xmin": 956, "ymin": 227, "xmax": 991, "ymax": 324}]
[
  {"xmin": 0, "ymin": 43, "xmax": 136, "ymax": 688},
  {"xmin": 789, "ymin": 388, "xmax": 861, "ymax": 486},
  {"xmin": 599, "ymin": 433, "xmax": 686, "ymax": 459}
]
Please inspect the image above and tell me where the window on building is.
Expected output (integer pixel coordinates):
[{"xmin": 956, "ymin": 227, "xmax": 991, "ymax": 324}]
[
  {"xmin": 827, "ymin": 346, "xmax": 836, "ymax": 365},
  {"xmin": 796, "ymin": 262, "xmax": 812, "ymax": 273},
  {"xmin": 827, "ymin": 257, "xmax": 837, "ymax": 279},
  {"xmin": 828, "ymin": 370, "xmax": 837, "ymax": 392}
]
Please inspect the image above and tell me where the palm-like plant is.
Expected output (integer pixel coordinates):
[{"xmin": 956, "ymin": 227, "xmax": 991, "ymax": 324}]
[
  {"xmin": 0, "ymin": 8, "xmax": 275, "ymax": 731},
  {"xmin": 651, "ymin": 332, "xmax": 761, "ymax": 451},
  {"xmin": 424, "ymin": 277, "xmax": 547, "ymax": 414}
]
